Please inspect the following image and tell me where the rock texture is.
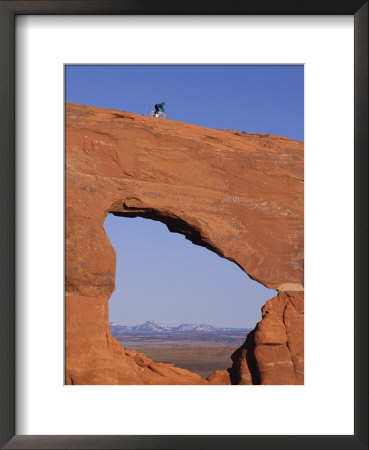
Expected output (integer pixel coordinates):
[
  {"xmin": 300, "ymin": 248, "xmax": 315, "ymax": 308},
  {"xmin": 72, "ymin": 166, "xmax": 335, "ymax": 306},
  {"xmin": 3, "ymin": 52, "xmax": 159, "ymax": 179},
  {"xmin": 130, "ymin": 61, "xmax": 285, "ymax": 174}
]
[
  {"xmin": 66, "ymin": 103, "xmax": 304, "ymax": 385},
  {"xmin": 231, "ymin": 292, "xmax": 304, "ymax": 385}
]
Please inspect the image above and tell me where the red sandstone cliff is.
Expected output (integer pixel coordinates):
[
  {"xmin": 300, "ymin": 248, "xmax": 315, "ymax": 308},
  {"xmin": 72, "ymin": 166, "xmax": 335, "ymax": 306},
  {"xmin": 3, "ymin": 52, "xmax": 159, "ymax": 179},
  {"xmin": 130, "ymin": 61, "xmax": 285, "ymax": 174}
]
[{"xmin": 65, "ymin": 103, "xmax": 304, "ymax": 385}]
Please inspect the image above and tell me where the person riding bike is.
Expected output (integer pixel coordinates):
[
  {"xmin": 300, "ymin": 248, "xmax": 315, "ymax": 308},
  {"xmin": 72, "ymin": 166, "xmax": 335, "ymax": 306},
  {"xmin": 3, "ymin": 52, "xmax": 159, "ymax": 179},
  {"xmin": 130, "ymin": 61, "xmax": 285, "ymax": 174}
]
[{"xmin": 154, "ymin": 101, "xmax": 165, "ymax": 117}]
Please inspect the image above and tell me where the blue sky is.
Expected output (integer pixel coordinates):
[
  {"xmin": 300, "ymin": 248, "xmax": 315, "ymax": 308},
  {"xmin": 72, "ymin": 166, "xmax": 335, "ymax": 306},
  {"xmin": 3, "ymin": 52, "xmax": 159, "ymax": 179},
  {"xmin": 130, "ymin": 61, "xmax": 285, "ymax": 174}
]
[
  {"xmin": 104, "ymin": 216, "xmax": 277, "ymax": 328},
  {"xmin": 66, "ymin": 65, "xmax": 303, "ymax": 328}
]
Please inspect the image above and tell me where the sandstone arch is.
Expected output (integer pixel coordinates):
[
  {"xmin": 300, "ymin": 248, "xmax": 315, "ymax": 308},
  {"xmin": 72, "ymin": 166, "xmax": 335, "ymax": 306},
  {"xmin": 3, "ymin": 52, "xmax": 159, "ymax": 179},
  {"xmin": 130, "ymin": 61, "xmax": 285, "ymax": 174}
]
[{"xmin": 65, "ymin": 103, "xmax": 304, "ymax": 385}]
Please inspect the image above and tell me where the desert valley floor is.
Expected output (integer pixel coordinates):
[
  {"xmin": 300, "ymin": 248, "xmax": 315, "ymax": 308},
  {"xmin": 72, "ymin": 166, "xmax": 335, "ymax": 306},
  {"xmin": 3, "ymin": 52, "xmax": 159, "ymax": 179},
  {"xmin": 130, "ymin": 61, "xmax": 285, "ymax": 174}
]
[{"xmin": 113, "ymin": 332, "xmax": 248, "ymax": 378}]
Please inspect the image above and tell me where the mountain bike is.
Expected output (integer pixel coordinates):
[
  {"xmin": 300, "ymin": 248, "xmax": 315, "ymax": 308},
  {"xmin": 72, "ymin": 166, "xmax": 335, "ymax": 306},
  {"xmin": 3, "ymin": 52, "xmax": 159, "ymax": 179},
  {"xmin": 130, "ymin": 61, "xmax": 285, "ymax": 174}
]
[{"xmin": 148, "ymin": 110, "xmax": 167, "ymax": 119}]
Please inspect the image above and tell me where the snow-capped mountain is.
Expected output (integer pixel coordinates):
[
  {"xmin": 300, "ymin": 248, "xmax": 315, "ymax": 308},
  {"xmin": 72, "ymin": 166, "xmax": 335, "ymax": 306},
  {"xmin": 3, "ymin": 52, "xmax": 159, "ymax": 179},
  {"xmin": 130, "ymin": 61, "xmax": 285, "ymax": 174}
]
[
  {"xmin": 172, "ymin": 323, "xmax": 216, "ymax": 332},
  {"xmin": 131, "ymin": 320, "xmax": 172, "ymax": 333},
  {"xmin": 109, "ymin": 320, "xmax": 250, "ymax": 334}
]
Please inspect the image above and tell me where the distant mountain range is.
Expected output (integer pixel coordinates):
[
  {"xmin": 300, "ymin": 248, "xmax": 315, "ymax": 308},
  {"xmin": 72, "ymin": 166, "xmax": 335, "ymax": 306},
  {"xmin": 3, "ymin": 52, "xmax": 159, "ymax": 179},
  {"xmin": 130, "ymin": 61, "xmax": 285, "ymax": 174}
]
[{"xmin": 109, "ymin": 320, "xmax": 250, "ymax": 334}]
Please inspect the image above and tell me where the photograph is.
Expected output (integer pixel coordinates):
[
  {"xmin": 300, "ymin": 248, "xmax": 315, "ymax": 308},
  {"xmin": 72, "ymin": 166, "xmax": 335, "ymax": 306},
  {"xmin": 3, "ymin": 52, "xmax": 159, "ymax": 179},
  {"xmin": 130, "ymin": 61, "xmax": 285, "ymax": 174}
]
[{"xmin": 65, "ymin": 65, "xmax": 304, "ymax": 385}]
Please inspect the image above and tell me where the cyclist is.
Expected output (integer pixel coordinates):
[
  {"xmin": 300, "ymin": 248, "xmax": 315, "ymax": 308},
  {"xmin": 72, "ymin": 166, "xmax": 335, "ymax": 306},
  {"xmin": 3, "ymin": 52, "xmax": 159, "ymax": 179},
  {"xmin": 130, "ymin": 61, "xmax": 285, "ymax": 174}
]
[{"xmin": 154, "ymin": 101, "xmax": 165, "ymax": 117}]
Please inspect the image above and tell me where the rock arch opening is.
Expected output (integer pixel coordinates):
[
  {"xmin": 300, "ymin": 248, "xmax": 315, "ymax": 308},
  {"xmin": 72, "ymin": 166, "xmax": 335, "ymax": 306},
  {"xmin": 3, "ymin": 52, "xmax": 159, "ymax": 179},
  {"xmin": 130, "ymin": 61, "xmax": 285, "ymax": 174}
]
[{"xmin": 104, "ymin": 211, "xmax": 277, "ymax": 381}]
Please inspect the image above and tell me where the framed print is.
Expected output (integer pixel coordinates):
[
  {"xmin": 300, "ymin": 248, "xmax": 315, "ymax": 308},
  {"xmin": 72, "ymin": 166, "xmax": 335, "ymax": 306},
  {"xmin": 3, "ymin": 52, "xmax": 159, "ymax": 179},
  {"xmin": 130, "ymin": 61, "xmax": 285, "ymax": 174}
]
[{"xmin": 0, "ymin": 1, "xmax": 367, "ymax": 449}]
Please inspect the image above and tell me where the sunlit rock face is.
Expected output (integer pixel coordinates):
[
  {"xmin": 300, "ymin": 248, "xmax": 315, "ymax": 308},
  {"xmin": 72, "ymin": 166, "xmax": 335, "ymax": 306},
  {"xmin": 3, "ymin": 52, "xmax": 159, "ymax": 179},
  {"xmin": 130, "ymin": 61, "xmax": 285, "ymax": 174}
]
[{"xmin": 65, "ymin": 103, "xmax": 304, "ymax": 385}]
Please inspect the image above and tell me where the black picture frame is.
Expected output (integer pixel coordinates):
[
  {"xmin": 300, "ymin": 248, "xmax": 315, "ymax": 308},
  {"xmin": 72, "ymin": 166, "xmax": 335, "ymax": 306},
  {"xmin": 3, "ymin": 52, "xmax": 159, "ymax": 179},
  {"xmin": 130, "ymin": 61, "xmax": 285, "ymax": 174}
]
[{"xmin": 0, "ymin": 1, "xmax": 367, "ymax": 449}]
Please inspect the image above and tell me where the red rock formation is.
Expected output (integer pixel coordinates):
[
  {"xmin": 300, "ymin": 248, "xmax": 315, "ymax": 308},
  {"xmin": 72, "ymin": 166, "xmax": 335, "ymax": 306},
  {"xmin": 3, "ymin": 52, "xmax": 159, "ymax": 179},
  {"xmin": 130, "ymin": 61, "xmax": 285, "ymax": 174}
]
[
  {"xmin": 65, "ymin": 103, "xmax": 304, "ymax": 385},
  {"xmin": 231, "ymin": 292, "xmax": 304, "ymax": 385}
]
